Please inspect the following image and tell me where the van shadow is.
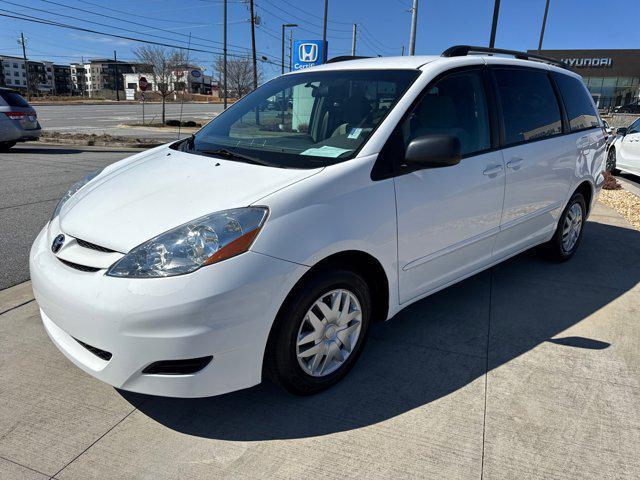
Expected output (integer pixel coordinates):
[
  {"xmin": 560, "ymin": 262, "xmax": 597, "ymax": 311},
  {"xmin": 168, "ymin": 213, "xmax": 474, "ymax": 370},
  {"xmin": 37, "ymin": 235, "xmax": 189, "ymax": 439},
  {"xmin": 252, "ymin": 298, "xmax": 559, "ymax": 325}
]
[{"xmin": 120, "ymin": 220, "xmax": 640, "ymax": 441}]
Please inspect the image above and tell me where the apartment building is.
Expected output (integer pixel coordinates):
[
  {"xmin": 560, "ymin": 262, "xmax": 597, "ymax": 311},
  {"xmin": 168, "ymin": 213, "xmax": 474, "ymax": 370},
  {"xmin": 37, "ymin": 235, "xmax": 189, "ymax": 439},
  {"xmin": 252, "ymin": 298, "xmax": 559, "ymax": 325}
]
[
  {"xmin": 70, "ymin": 59, "xmax": 144, "ymax": 98},
  {"xmin": 53, "ymin": 64, "xmax": 72, "ymax": 95},
  {"xmin": 0, "ymin": 55, "xmax": 55, "ymax": 94}
]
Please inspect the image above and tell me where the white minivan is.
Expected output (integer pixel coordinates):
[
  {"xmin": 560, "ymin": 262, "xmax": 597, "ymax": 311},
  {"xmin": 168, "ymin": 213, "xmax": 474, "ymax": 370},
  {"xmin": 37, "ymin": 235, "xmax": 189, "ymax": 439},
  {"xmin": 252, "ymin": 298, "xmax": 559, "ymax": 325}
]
[{"xmin": 30, "ymin": 46, "xmax": 607, "ymax": 398}]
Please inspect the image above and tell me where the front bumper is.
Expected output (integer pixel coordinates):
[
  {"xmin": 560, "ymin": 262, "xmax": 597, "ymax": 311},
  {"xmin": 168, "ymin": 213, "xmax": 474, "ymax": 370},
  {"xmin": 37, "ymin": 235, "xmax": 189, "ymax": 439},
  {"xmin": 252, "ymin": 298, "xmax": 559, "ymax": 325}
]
[{"xmin": 29, "ymin": 225, "xmax": 307, "ymax": 397}]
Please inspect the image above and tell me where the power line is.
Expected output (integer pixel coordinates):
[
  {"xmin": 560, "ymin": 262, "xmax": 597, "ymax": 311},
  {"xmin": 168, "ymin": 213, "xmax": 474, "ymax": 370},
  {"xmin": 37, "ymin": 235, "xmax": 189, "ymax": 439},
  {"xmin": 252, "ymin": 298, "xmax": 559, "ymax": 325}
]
[
  {"xmin": 272, "ymin": 0, "xmax": 353, "ymax": 25},
  {"xmin": 36, "ymin": 0, "xmax": 259, "ymax": 55},
  {"xmin": 1, "ymin": 0, "xmax": 259, "ymax": 57},
  {"xmin": 0, "ymin": 10, "xmax": 286, "ymax": 68},
  {"xmin": 259, "ymin": 0, "xmax": 351, "ymax": 33}
]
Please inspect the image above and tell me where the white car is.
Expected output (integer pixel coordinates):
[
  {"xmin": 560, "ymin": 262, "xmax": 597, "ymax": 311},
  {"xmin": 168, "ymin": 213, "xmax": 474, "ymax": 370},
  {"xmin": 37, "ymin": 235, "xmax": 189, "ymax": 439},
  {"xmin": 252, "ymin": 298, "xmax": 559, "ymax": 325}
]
[
  {"xmin": 30, "ymin": 46, "xmax": 607, "ymax": 398},
  {"xmin": 607, "ymin": 118, "xmax": 640, "ymax": 176}
]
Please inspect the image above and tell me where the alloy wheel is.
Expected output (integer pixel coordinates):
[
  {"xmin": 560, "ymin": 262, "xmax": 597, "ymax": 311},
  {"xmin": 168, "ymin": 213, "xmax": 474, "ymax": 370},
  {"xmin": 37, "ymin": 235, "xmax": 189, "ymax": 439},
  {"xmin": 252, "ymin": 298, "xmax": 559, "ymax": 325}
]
[
  {"xmin": 296, "ymin": 289, "xmax": 363, "ymax": 377},
  {"xmin": 562, "ymin": 202, "xmax": 583, "ymax": 253}
]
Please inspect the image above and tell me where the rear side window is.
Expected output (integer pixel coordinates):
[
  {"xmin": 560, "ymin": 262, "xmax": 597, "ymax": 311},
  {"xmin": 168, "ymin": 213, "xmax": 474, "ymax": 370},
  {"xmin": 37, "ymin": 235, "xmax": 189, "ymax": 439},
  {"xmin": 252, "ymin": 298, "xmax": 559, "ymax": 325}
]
[
  {"xmin": 553, "ymin": 73, "xmax": 599, "ymax": 131},
  {"xmin": 494, "ymin": 68, "xmax": 562, "ymax": 145},
  {"xmin": 0, "ymin": 90, "xmax": 30, "ymax": 108}
]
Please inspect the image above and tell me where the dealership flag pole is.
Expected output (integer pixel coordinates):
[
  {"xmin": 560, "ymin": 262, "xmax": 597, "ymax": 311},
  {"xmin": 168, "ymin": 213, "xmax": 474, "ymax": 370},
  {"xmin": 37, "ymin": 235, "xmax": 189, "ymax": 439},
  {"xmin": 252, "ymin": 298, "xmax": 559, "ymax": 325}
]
[
  {"xmin": 351, "ymin": 24, "xmax": 357, "ymax": 56},
  {"xmin": 489, "ymin": 0, "xmax": 500, "ymax": 48},
  {"xmin": 538, "ymin": 0, "xmax": 551, "ymax": 51},
  {"xmin": 223, "ymin": 0, "xmax": 228, "ymax": 109}
]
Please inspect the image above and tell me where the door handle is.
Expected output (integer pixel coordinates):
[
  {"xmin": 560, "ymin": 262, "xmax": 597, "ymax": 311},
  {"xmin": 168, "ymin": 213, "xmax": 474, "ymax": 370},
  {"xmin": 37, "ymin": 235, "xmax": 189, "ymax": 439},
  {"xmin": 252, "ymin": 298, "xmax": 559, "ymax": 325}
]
[
  {"xmin": 482, "ymin": 165, "xmax": 503, "ymax": 176},
  {"xmin": 506, "ymin": 158, "xmax": 524, "ymax": 170}
]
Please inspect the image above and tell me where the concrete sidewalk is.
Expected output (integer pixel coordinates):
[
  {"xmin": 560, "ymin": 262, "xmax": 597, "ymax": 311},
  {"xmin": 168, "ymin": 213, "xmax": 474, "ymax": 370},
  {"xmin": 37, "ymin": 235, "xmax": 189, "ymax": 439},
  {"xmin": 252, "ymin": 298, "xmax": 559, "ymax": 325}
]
[{"xmin": 1, "ymin": 203, "xmax": 639, "ymax": 479}]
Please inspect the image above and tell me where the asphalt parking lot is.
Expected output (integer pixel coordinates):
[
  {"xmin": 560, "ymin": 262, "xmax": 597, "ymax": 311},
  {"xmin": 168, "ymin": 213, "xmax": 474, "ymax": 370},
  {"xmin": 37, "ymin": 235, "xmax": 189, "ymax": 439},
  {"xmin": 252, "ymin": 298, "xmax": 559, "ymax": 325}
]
[
  {"xmin": 35, "ymin": 103, "xmax": 224, "ymax": 139},
  {"xmin": 1, "ymin": 144, "xmax": 639, "ymax": 479},
  {"xmin": 0, "ymin": 144, "xmax": 145, "ymax": 290}
]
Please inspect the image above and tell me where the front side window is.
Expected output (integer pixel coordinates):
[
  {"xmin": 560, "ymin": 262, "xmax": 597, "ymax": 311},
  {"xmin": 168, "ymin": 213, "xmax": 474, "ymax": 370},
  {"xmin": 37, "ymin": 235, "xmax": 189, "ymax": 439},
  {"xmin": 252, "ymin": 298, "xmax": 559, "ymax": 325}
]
[
  {"xmin": 627, "ymin": 118, "xmax": 640, "ymax": 134},
  {"xmin": 553, "ymin": 73, "xmax": 599, "ymax": 131},
  {"xmin": 183, "ymin": 69, "xmax": 419, "ymax": 168},
  {"xmin": 494, "ymin": 68, "xmax": 562, "ymax": 145},
  {"xmin": 400, "ymin": 69, "xmax": 490, "ymax": 156}
]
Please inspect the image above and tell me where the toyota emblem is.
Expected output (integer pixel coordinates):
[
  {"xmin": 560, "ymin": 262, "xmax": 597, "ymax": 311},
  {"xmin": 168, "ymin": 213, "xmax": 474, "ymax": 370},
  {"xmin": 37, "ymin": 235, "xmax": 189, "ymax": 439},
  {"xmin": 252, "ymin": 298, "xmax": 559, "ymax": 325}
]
[{"xmin": 51, "ymin": 234, "xmax": 65, "ymax": 254}]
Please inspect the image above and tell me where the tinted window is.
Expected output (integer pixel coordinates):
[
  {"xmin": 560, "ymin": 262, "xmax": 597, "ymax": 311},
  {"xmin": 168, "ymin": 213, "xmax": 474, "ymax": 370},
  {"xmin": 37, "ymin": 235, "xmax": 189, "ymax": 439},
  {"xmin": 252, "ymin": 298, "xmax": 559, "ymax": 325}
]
[
  {"xmin": 494, "ymin": 69, "xmax": 562, "ymax": 145},
  {"xmin": 628, "ymin": 118, "xmax": 640, "ymax": 134},
  {"xmin": 402, "ymin": 70, "xmax": 490, "ymax": 156},
  {"xmin": 553, "ymin": 73, "xmax": 599, "ymax": 131},
  {"xmin": 0, "ymin": 90, "xmax": 30, "ymax": 107}
]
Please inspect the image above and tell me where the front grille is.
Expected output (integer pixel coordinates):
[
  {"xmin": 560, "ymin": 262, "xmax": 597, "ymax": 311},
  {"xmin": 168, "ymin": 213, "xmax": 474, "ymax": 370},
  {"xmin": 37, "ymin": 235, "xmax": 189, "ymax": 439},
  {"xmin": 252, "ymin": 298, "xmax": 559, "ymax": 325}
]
[
  {"xmin": 58, "ymin": 258, "xmax": 101, "ymax": 273},
  {"xmin": 142, "ymin": 356, "xmax": 213, "ymax": 375},
  {"xmin": 76, "ymin": 238, "xmax": 116, "ymax": 253},
  {"xmin": 74, "ymin": 338, "xmax": 113, "ymax": 361}
]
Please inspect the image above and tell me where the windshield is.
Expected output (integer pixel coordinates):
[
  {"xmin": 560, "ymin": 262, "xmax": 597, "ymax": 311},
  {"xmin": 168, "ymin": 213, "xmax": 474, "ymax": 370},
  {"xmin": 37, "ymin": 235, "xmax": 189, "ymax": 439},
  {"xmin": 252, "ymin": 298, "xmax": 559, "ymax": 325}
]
[{"xmin": 182, "ymin": 69, "xmax": 420, "ymax": 168}]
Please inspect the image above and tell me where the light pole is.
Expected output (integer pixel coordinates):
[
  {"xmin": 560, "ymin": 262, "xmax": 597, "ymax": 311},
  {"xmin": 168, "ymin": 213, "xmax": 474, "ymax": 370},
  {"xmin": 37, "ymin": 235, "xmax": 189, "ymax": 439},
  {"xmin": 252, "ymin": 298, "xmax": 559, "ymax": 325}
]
[
  {"xmin": 409, "ymin": 0, "xmax": 418, "ymax": 55},
  {"xmin": 223, "ymin": 0, "xmax": 228, "ymax": 108},
  {"xmin": 281, "ymin": 23, "xmax": 297, "ymax": 75},
  {"xmin": 538, "ymin": 0, "xmax": 551, "ymax": 51}
]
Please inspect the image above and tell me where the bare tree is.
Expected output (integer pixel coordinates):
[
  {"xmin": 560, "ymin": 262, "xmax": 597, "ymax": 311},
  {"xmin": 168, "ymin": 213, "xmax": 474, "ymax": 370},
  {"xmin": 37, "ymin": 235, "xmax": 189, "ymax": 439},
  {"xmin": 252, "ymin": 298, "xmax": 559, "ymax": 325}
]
[
  {"xmin": 134, "ymin": 46, "xmax": 187, "ymax": 123},
  {"xmin": 214, "ymin": 55, "xmax": 260, "ymax": 100}
]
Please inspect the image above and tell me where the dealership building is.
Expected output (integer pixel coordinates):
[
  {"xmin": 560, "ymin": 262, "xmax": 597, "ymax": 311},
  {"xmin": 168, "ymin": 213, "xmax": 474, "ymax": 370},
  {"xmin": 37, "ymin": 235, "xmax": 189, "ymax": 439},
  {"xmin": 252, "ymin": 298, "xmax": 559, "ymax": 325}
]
[{"xmin": 531, "ymin": 49, "xmax": 640, "ymax": 110}]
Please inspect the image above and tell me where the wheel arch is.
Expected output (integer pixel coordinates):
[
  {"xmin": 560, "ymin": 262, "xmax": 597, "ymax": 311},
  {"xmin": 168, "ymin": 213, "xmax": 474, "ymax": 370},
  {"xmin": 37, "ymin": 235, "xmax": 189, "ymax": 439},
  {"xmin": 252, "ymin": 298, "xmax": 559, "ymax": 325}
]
[
  {"xmin": 574, "ymin": 180, "xmax": 594, "ymax": 215},
  {"xmin": 262, "ymin": 249, "xmax": 390, "ymax": 375}
]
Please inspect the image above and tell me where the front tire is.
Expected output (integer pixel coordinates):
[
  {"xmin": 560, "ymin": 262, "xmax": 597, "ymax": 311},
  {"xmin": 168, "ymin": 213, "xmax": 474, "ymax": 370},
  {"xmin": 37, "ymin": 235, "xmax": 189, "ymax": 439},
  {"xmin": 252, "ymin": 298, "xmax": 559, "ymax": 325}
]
[
  {"xmin": 547, "ymin": 193, "xmax": 587, "ymax": 262},
  {"xmin": 0, "ymin": 141, "xmax": 16, "ymax": 152},
  {"xmin": 265, "ymin": 268, "xmax": 372, "ymax": 395}
]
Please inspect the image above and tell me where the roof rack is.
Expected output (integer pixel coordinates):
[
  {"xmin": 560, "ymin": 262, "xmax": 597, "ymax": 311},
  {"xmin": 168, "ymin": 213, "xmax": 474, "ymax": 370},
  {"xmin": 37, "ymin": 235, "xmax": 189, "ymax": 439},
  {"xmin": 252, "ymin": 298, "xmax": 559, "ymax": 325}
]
[
  {"xmin": 441, "ymin": 45, "xmax": 569, "ymax": 69},
  {"xmin": 325, "ymin": 55, "xmax": 370, "ymax": 64}
]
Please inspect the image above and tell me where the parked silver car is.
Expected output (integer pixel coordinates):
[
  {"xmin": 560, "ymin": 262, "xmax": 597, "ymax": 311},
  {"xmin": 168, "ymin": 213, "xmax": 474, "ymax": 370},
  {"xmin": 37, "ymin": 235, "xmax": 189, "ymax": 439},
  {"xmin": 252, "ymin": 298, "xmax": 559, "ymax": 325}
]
[{"xmin": 0, "ymin": 88, "xmax": 41, "ymax": 151}]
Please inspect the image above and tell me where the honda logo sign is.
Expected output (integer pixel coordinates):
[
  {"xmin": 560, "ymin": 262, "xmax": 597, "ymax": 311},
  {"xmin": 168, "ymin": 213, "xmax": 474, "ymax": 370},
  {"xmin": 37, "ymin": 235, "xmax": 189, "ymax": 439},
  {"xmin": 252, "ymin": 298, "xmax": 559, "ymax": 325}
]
[
  {"xmin": 292, "ymin": 40, "xmax": 326, "ymax": 71},
  {"xmin": 299, "ymin": 43, "xmax": 319, "ymax": 63}
]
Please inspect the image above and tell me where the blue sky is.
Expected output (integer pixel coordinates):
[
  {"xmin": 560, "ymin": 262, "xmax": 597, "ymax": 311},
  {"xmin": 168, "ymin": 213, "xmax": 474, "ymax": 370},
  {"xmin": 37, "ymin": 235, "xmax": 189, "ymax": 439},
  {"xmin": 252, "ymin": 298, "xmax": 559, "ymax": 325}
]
[{"xmin": 0, "ymin": 0, "xmax": 638, "ymax": 80}]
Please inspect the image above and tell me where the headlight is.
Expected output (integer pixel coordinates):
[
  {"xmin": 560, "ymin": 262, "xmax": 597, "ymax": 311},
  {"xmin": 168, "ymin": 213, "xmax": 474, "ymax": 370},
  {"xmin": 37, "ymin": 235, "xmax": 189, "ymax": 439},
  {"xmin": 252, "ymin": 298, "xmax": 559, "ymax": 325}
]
[
  {"xmin": 107, "ymin": 207, "xmax": 268, "ymax": 278},
  {"xmin": 52, "ymin": 170, "xmax": 102, "ymax": 220}
]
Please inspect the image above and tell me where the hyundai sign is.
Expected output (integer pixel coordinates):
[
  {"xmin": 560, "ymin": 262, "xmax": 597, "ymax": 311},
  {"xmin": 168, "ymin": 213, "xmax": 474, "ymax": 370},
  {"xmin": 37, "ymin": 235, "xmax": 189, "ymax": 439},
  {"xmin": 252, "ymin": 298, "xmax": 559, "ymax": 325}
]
[{"xmin": 293, "ymin": 40, "xmax": 327, "ymax": 71}]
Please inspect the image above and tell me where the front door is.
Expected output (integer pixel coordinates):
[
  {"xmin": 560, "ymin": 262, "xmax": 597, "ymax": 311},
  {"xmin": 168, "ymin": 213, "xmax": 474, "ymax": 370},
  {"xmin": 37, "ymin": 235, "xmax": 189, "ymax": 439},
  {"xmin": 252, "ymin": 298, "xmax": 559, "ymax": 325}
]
[
  {"xmin": 618, "ymin": 118, "xmax": 640, "ymax": 175},
  {"xmin": 393, "ymin": 68, "xmax": 505, "ymax": 303}
]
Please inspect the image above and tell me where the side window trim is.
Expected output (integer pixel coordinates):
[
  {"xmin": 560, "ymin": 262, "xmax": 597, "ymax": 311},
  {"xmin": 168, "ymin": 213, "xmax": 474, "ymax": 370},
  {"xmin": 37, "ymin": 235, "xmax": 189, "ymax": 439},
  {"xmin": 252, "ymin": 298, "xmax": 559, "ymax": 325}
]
[
  {"xmin": 371, "ymin": 65, "xmax": 495, "ymax": 181},
  {"xmin": 548, "ymin": 72, "xmax": 571, "ymax": 134}
]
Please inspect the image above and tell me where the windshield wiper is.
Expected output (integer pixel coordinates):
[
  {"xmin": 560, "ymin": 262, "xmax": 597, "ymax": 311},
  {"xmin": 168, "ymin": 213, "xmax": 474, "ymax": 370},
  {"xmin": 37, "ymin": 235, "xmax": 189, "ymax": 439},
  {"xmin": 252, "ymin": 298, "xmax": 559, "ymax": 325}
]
[{"xmin": 200, "ymin": 148, "xmax": 274, "ymax": 167}]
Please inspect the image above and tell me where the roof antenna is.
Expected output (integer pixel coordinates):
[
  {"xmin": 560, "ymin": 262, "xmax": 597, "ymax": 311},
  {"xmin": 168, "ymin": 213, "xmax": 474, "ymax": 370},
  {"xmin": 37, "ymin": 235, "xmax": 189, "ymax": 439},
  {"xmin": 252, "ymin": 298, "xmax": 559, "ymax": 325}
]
[{"xmin": 177, "ymin": 33, "xmax": 192, "ymax": 140}]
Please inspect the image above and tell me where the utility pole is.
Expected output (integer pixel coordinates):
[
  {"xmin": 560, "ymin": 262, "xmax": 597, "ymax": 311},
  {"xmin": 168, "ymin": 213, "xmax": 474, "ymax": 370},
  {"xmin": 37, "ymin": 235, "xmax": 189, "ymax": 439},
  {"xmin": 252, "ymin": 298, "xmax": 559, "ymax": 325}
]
[
  {"xmin": 351, "ymin": 24, "xmax": 357, "ymax": 56},
  {"xmin": 538, "ymin": 0, "xmax": 551, "ymax": 51},
  {"xmin": 281, "ymin": 23, "xmax": 297, "ymax": 75},
  {"xmin": 113, "ymin": 50, "xmax": 120, "ymax": 101},
  {"xmin": 409, "ymin": 0, "xmax": 418, "ymax": 55},
  {"xmin": 223, "ymin": 0, "xmax": 228, "ymax": 108},
  {"xmin": 249, "ymin": 0, "xmax": 258, "ymax": 90},
  {"xmin": 289, "ymin": 29, "xmax": 293, "ymax": 71},
  {"xmin": 489, "ymin": 0, "xmax": 500, "ymax": 48},
  {"xmin": 322, "ymin": 0, "xmax": 328, "ymax": 59},
  {"xmin": 19, "ymin": 32, "xmax": 30, "ymax": 101}
]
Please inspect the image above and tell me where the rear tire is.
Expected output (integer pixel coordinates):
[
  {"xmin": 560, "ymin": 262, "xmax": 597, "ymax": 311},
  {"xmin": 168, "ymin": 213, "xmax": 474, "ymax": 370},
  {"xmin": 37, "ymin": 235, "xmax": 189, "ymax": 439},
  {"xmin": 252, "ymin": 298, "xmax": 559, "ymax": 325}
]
[
  {"xmin": 265, "ymin": 268, "xmax": 372, "ymax": 396},
  {"xmin": 546, "ymin": 193, "xmax": 587, "ymax": 262},
  {"xmin": 0, "ymin": 141, "xmax": 16, "ymax": 152},
  {"xmin": 606, "ymin": 148, "xmax": 619, "ymax": 174}
]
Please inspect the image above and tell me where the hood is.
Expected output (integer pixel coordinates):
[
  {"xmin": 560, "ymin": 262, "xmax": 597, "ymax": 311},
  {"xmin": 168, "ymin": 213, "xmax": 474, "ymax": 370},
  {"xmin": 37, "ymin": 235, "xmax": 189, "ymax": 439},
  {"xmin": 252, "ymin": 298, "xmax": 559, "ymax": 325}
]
[{"xmin": 60, "ymin": 146, "xmax": 322, "ymax": 252}]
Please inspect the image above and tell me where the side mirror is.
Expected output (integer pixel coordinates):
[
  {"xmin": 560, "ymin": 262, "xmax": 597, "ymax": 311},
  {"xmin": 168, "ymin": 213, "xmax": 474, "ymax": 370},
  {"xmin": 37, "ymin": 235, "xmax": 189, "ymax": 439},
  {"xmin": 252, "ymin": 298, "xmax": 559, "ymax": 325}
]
[
  {"xmin": 616, "ymin": 127, "xmax": 628, "ymax": 136},
  {"xmin": 404, "ymin": 134, "xmax": 462, "ymax": 169}
]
